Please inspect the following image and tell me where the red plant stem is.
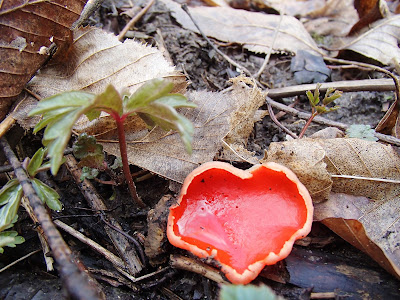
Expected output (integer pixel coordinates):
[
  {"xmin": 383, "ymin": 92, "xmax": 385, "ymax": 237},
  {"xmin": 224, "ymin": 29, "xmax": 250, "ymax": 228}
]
[
  {"xmin": 114, "ymin": 114, "xmax": 146, "ymax": 208},
  {"xmin": 298, "ymin": 111, "xmax": 318, "ymax": 139}
]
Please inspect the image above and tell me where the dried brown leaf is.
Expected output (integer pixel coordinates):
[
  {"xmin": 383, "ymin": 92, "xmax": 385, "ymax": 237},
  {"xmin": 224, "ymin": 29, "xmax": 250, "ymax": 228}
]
[
  {"xmin": 26, "ymin": 27, "xmax": 186, "ymax": 97},
  {"xmin": 220, "ymin": 76, "xmax": 267, "ymax": 163},
  {"xmin": 0, "ymin": 0, "xmax": 85, "ymax": 120},
  {"xmin": 161, "ymin": 0, "xmax": 323, "ymax": 56},
  {"xmin": 315, "ymin": 193, "xmax": 400, "ymax": 279},
  {"xmin": 303, "ymin": 0, "xmax": 358, "ymax": 37},
  {"xmin": 341, "ymin": 15, "xmax": 400, "ymax": 65},
  {"xmin": 263, "ymin": 138, "xmax": 400, "ymax": 278}
]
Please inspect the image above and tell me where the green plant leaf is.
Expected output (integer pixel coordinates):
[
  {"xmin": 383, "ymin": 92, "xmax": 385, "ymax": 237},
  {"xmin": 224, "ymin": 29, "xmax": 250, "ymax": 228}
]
[
  {"xmin": 42, "ymin": 108, "xmax": 87, "ymax": 174},
  {"xmin": 155, "ymin": 94, "xmax": 197, "ymax": 109},
  {"xmin": 0, "ymin": 180, "xmax": 23, "ymax": 231},
  {"xmin": 137, "ymin": 101, "xmax": 194, "ymax": 153},
  {"xmin": 26, "ymin": 148, "xmax": 46, "ymax": 177},
  {"xmin": 28, "ymin": 91, "xmax": 95, "ymax": 116},
  {"xmin": 0, "ymin": 231, "xmax": 25, "ymax": 253},
  {"xmin": 219, "ymin": 284, "xmax": 283, "ymax": 300},
  {"xmin": 110, "ymin": 157, "xmax": 122, "ymax": 170},
  {"xmin": 73, "ymin": 134, "xmax": 105, "ymax": 169},
  {"xmin": 85, "ymin": 109, "xmax": 101, "ymax": 121},
  {"xmin": 31, "ymin": 178, "xmax": 62, "ymax": 211},
  {"xmin": 80, "ymin": 166, "xmax": 99, "ymax": 181},
  {"xmin": 124, "ymin": 78, "xmax": 174, "ymax": 112},
  {"xmin": 306, "ymin": 90, "xmax": 316, "ymax": 107},
  {"xmin": 93, "ymin": 85, "xmax": 123, "ymax": 115},
  {"xmin": 322, "ymin": 90, "xmax": 343, "ymax": 105}
]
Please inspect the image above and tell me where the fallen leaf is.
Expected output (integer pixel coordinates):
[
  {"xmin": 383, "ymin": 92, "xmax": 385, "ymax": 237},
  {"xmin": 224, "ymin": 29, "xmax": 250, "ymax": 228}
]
[
  {"xmin": 0, "ymin": 0, "xmax": 85, "ymax": 120},
  {"xmin": 303, "ymin": 0, "xmax": 358, "ymax": 37},
  {"xmin": 17, "ymin": 27, "xmax": 261, "ymax": 182},
  {"xmin": 161, "ymin": 0, "xmax": 323, "ymax": 56},
  {"xmin": 263, "ymin": 138, "xmax": 400, "ymax": 278},
  {"xmin": 349, "ymin": 0, "xmax": 388, "ymax": 35},
  {"xmin": 341, "ymin": 14, "xmax": 400, "ymax": 65},
  {"xmin": 219, "ymin": 76, "xmax": 267, "ymax": 164},
  {"xmin": 26, "ymin": 27, "xmax": 186, "ymax": 97},
  {"xmin": 15, "ymin": 26, "xmax": 186, "ymax": 130},
  {"xmin": 314, "ymin": 193, "xmax": 400, "ymax": 279}
]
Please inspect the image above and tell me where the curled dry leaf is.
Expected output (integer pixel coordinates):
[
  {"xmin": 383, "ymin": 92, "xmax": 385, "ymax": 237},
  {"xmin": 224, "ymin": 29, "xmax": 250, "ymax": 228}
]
[
  {"xmin": 341, "ymin": 14, "xmax": 400, "ymax": 65},
  {"xmin": 263, "ymin": 138, "xmax": 400, "ymax": 279},
  {"xmin": 160, "ymin": 0, "xmax": 323, "ymax": 56},
  {"xmin": 0, "ymin": 0, "xmax": 85, "ymax": 120}
]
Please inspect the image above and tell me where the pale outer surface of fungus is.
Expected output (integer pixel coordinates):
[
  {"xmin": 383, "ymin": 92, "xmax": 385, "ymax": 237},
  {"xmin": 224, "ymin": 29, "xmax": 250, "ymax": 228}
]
[{"xmin": 167, "ymin": 161, "xmax": 314, "ymax": 284}]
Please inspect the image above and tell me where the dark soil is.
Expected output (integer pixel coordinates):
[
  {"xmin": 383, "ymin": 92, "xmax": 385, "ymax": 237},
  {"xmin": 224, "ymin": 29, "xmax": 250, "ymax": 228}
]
[{"xmin": 0, "ymin": 1, "xmax": 399, "ymax": 299}]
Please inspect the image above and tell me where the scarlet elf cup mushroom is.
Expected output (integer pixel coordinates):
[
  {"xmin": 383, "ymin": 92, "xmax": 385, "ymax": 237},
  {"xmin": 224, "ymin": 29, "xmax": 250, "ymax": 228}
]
[{"xmin": 167, "ymin": 161, "xmax": 313, "ymax": 284}]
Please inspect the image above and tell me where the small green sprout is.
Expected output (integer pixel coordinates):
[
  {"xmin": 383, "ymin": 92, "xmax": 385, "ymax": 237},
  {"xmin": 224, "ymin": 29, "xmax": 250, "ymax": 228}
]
[
  {"xmin": 299, "ymin": 84, "xmax": 342, "ymax": 138},
  {"xmin": 0, "ymin": 147, "xmax": 62, "ymax": 253},
  {"xmin": 29, "ymin": 78, "xmax": 196, "ymax": 207}
]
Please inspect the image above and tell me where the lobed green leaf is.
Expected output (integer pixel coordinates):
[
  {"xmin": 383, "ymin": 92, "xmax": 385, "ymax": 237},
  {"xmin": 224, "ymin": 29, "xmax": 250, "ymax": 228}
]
[
  {"xmin": 0, "ymin": 231, "xmax": 25, "ymax": 253},
  {"xmin": 0, "ymin": 180, "xmax": 23, "ymax": 232},
  {"xmin": 26, "ymin": 148, "xmax": 46, "ymax": 177},
  {"xmin": 124, "ymin": 78, "xmax": 174, "ymax": 112},
  {"xmin": 93, "ymin": 85, "xmax": 123, "ymax": 115},
  {"xmin": 31, "ymin": 178, "xmax": 62, "ymax": 211},
  {"xmin": 28, "ymin": 91, "xmax": 95, "ymax": 116},
  {"xmin": 137, "ymin": 101, "xmax": 194, "ymax": 154},
  {"xmin": 219, "ymin": 284, "xmax": 283, "ymax": 300}
]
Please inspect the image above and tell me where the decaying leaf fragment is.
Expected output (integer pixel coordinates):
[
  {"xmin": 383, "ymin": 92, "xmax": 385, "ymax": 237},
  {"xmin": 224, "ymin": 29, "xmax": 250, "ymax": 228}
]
[
  {"xmin": 263, "ymin": 138, "xmax": 400, "ymax": 279},
  {"xmin": 0, "ymin": 0, "xmax": 86, "ymax": 120},
  {"xmin": 315, "ymin": 193, "xmax": 400, "ymax": 279},
  {"xmin": 220, "ymin": 76, "xmax": 268, "ymax": 164},
  {"xmin": 341, "ymin": 15, "xmax": 400, "ymax": 65},
  {"xmin": 161, "ymin": 0, "xmax": 323, "ymax": 56}
]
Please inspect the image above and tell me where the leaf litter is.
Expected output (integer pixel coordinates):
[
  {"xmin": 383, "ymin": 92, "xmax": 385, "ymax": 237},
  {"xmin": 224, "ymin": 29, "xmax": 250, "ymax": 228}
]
[
  {"xmin": 5, "ymin": 0, "xmax": 400, "ymax": 297},
  {"xmin": 263, "ymin": 137, "xmax": 400, "ymax": 279}
]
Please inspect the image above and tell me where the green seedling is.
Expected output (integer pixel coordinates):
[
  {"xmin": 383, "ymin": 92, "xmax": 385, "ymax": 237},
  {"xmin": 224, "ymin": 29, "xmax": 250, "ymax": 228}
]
[
  {"xmin": 29, "ymin": 78, "xmax": 196, "ymax": 208},
  {"xmin": 299, "ymin": 84, "xmax": 342, "ymax": 138},
  {"xmin": 0, "ymin": 147, "xmax": 62, "ymax": 253}
]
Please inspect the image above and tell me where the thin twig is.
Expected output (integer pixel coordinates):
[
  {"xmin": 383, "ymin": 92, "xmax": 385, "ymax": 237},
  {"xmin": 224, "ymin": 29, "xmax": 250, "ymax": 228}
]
[
  {"xmin": 21, "ymin": 195, "xmax": 54, "ymax": 271},
  {"xmin": 330, "ymin": 174, "xmax": 400, "ymax": 184},
  {"xmin": 267, "ymin": 78, "xmax": 395, "ymax": 99},
  {"xmin": 253, "ymin": 13, "xmax": 283, "ymax": 78},
  {"xmin": 169, "ymin": 254, "xmax": 228, "ymax": 284},
  {"xmin": 267, "ymin": 97, "xmax": 400, "ymax": 146},
  {"xmin": 118, "ymin": 0, "xmax": 156, "ymax": 41},
  {"xmin": 266, "ymin": 98, "xmax": 298, "ymax": 138},
  {"xmin": 181, "ymin": 4, "xmax": 255, "ymax": 80},
  {"xmin": 0, "ymin": 137, "xmax": 105, "ymax": 300},
  {"xmin": 71, "ymin": 0, "xmax": 106, "ymax": 30},
  {"xmin": 323, "ymin": 57, "xmax": 400, "ymax": 104},
  {"xmin": 99, "ymin": 215, "xmax": 146, "ymax": 265},
  {"xmin": 0, "ymin": 249, "xmax": 41, "ymax": 273},
  {"xmin": 54, "ymin": 219, "xmax": 126, "ymax": 270}
]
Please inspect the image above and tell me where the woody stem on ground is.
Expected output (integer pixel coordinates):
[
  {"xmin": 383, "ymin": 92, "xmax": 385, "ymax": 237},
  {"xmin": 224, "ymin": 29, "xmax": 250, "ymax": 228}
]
[
  {"xmin": 0, "ymin": 137, "xmax": 105, "ymax": 300},
  {"xmin": 114, "ymin": 114, "xmax": 146, "ymax": 208}
]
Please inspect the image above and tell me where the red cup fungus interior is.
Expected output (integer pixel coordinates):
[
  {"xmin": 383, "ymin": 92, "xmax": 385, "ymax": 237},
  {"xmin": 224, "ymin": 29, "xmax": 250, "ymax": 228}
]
[{"xmin": 167, "ymin": 162, "xmax": 313, "ymax": 284}]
